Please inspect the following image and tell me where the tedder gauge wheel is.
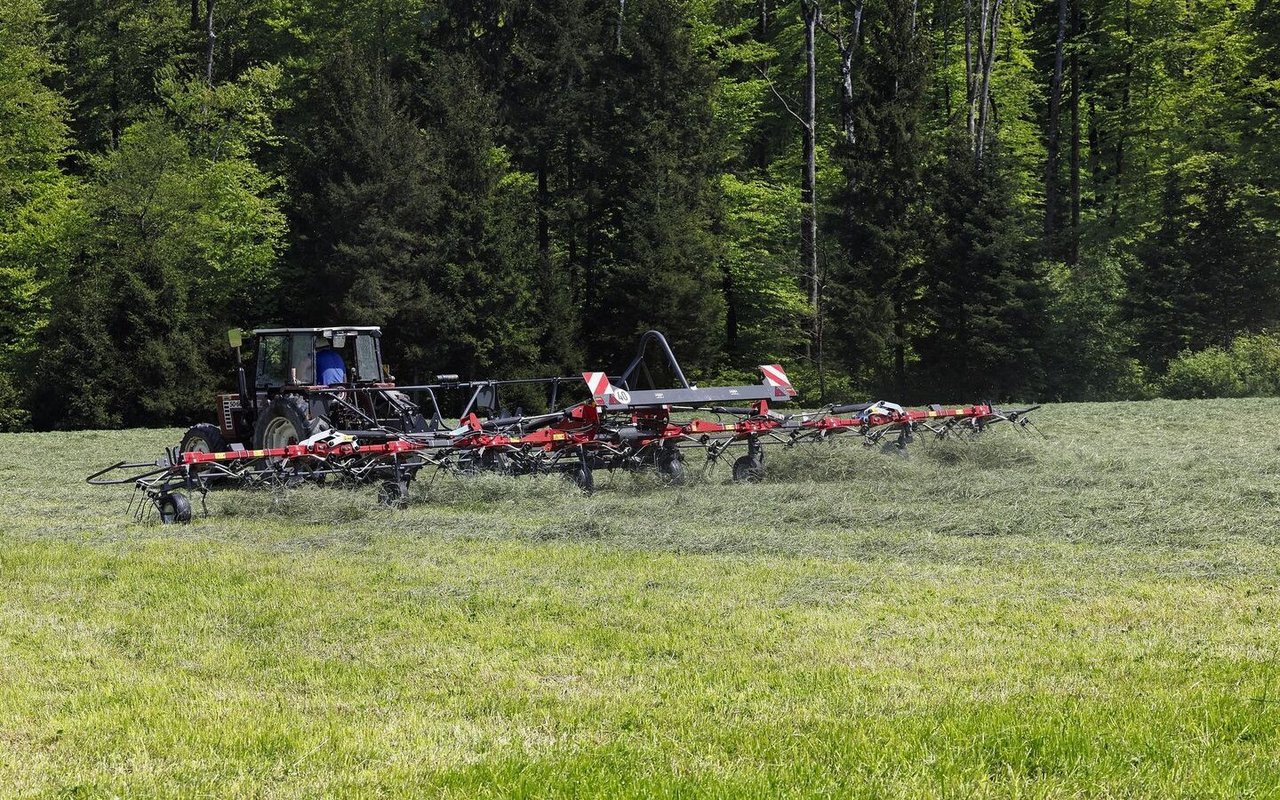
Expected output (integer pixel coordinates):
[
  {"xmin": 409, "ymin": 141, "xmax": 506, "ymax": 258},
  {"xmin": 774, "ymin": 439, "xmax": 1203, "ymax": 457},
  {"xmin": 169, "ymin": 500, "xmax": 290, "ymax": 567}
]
[{"xmin": 157, "ymin": 493, "xmax": 193, "ymax": 525}]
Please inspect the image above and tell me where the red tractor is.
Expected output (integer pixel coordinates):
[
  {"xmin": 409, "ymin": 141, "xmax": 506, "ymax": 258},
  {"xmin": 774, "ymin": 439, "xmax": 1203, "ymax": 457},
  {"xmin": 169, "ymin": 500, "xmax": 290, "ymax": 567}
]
[{"xmin": 178, "ymin": 326, "xmax": 428, "ymax": 456}]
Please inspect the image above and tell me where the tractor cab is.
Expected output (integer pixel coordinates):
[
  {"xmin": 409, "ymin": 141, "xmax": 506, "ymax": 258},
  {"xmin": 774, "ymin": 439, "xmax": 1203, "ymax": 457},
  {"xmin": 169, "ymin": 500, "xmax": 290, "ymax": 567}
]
[{"xmin": 251, "ymin": 327, "xmax": 386, "ymax": 388}]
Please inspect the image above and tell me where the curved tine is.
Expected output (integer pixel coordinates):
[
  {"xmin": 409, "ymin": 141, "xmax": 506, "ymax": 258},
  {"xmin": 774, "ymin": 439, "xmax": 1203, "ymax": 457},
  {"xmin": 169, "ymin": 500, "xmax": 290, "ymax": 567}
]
[{"xmin": 1024, "ymin": 418, "xmax": 1049, "ymax": 439}]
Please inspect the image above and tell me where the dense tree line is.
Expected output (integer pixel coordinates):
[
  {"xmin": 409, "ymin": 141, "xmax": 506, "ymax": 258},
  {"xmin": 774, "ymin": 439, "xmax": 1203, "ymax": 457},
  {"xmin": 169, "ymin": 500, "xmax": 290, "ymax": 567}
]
[{"xmin": 0, "ymin": 0, "xmax": 1276, "ymax": 429}]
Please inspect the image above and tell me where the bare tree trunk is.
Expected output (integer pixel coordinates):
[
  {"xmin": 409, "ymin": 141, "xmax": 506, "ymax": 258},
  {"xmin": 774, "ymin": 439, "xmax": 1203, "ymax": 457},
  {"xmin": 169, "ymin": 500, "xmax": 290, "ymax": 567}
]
[
  {"xmin": 833, "ymin": 0, "xmax": 864, "ymax": 147},
  {"xmin": 974, "ymin": 0, "xmax": 1003, "ymax": 165},
  {"xmin": 1044, "ymin": 0, "xmax": 1067, "ymax": 242},
  {"xmin": 616, "ymin": 0, "xmax": 626, "ymax": 52},
  {"xmin": 1068, "ymin": 0, "xmax": 1081, "ymax": 264},
  {"xmin": 537, "ymin": 149, "xmax": 550, "ymax": 260},
  {"xmin": 1112, "ymin": 0, "xmax": 1132, "ymax": 225},
  {"xmin": 801, "ymin": 0, "xmax": 820, "ymax": 358},
  {"xmin": 817, "ymin": 1, "xmax": 862, "ymax": 146},
  {"xmin": 964, "ymin": 0, "xmax": 975, "ymax": 143},
  {"xmin": 941, "ymin": 0, "xmax": 953, "ymax": 120},
  {"xmin": 204, "ymin": 0, "xmax": 215, "ymax": 85}
]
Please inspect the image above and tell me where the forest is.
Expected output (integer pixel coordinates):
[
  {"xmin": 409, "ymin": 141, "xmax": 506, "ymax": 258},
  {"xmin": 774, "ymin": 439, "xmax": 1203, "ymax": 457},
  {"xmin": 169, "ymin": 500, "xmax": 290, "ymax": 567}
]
[{"xmin": 1, "ymin": 0, "xmax": 1277, "ymax": 430}]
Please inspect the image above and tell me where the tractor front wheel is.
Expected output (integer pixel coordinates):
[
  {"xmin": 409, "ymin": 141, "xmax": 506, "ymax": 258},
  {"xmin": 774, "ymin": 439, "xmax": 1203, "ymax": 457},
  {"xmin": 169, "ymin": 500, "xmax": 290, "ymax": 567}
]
[
  {"xmin": 180, "ymin": 423, "xmax": 227, "ymax": 454},
  {"xmin": 253, "ymin": 395, "xmax": 326, "ymax": 450}
]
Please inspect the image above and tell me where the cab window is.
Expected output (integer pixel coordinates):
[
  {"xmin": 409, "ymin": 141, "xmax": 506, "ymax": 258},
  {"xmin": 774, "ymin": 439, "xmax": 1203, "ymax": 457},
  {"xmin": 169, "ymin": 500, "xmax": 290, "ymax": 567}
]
[
  {"xmin": 257, "ymin": 336, "xmax": 289, "ymax": 387},
  {"xmin": 291, "ymin": 333, "xmax": 316, "ymax": 384},
  {"xmin": 354, "ymin": 335, "xmax": 381, "ymax": 382}
]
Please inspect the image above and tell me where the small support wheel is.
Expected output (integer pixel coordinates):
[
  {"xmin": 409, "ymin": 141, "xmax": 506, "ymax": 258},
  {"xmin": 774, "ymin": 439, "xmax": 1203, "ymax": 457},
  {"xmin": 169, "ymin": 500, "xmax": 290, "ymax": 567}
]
[
  {"xmin": 378, "ymin": 481, "xmax": 410, "ymax": 509},
  {"xmin": 732, "ymin": 455, "xmax": 765, "ymax": 483},
  {"xmin": 657, "ymin": 446, "xmax": 687, "ymax": 486},
  {"xmin": 157, "ymin": 493, "xmax": 192, "ymax": 525},
  {"xmin": 567, "ymin": 465, "xmax": 594, "ymax": 493}
]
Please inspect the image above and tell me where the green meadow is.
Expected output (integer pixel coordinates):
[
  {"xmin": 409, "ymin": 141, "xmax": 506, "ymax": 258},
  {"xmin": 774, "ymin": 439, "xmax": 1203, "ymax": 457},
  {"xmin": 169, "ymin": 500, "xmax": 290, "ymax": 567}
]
[{"xmin": 2, "ymin": 399, "xmax": 1280, "ymax": 797}]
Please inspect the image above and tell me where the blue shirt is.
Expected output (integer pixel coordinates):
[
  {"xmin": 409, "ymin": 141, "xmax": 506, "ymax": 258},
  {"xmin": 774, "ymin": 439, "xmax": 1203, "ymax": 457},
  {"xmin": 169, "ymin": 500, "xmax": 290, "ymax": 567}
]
[{"xmin": 316, "ymin": 349, "xmax": 346, "ymax": 385}]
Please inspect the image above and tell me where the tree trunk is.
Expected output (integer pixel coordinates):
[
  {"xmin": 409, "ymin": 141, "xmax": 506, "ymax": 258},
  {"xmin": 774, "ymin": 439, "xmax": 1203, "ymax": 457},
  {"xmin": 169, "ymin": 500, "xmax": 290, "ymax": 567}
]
[
  {"xmin": 941, "ymin": 0, "xmax": 953, "ymax": 120},
  {"xmin": 1112, "ymin": 0, "xmax": 1132, "ymax": 226},
  {"xmin": 835, "ymin": 0, "xmax": 864, "ymax": 147},
  {"xmin": 1068, "ymin": 0, "xmax": 1081, "ymax": 264},
  {"xmin": 204, "ymin": 0, "xmax": 216, "ymax": 85},
  {"xmin": 537, "ymin": 149, "xmax": 550, "ymax": 260},
  {"xmin": 964, "ymin": 0, "xmax": 975, "ymax": 143},
  {"xmin": 616, "ymin": 0, "xmax": 626, "ymax": 52},
  {"xmin": 974, "ymin": 0, "xmax": 1003, "ymax": 166},
  {"xmin": 1044, "ymin": 0, "xmax": 1067, "ymax": 242},
  {"xmin": 801, "ymin": 0, "xmax": 819, "ymax": 357}
]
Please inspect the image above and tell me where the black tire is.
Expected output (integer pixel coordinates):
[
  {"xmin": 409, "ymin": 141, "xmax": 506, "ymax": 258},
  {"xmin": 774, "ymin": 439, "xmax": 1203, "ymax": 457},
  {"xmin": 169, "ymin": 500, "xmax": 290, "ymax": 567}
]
[
  {"xmin": 732, "ymin": 455, "xmax": 764, "ymax": 483},
  {"xmin": 377, "ymin": 480, "xmax": 409, "ymax": 509},
  {"xmin": 253, "ymin": 394, "xmax": 326, "ymax": 449},
  {"xmin": 180, "ymin": 423, "xmax": 227, "ymax": 454},
  {"xmin": 480, "ymin": 448, "xmax": 511, "ymax": 474},
  {"xmin": 657, "ymin": 449, "xmax": 687, "ymax": 486},
  {"xmin": 157, "ymin": 493, "xmax": 192, "ymax": 525},
  {"xmin": 567, "ymin": 465, "xmax": 594, "ymax": 493},
  {"xmin": 179, "ymin": 422, "xmax": 229, "ymax": 487}
]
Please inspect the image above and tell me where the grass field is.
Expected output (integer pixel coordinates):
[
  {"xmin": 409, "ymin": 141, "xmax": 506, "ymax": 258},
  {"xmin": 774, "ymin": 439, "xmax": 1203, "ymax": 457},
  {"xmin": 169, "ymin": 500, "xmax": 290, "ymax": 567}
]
[{"xmin": 3, "ymin": 399, "xmax": 1280, "ymax": 797}]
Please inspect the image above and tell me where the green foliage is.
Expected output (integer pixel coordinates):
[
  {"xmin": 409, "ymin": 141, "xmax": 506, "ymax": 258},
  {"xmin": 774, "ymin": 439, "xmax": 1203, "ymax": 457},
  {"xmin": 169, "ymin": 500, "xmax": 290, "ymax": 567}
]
[
  {"xmin": 1160, "ymin": 346, "xmax": 1244, "ymax": 399},
  {"xmin": 5, "ymin": 0, "xmax": 1280, "ymax": 428},
  {"xmin": 1128, "ymin": 159, "xmax": 1280, "ymax": 371},
  {"xmin": 1045, "ymin": 250, "xmax": 1155, "ymax": 401},
  {"xmin": 45, "ymin": 0, "xmax": 188, "ymax": 154},
  {"xmin": 913, "ymin": 140, "xmax": 1048, "ymax": 401},
  {"xmin": 1160, "ymin": 331, "xmax": 1280, "ymax": 399},
  {"xmin": 31, "ymin": 72, "xmax": 286, "ymax": 428},
  {"xmin": 718, "ymin": 173, "xmax": 808, "ymax": 359},
  {"xmin": 824, "ymin": 0, "xmax": 930, "ymax": 397},
  {"xmin": 287, "ymin": 47, "xmax": 542, "ymax": 380},
  {"xmin": 0, "ymin": 0, "xmax": 78, "ymax": 430}
]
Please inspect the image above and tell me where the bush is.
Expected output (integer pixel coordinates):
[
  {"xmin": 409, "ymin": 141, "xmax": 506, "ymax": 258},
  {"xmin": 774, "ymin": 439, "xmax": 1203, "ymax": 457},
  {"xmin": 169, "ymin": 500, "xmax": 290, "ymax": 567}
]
[
  {"xmin": 1161, "ymin": 347, "xmax": 1243, "ymax": 399},
  {"xmin": 1231, "ymin": 333, "xmax": 1280, "ymax": 396},
  {"xmin": 1160, "ymin": 332, "xmax": 1280, "ymax": 399}
]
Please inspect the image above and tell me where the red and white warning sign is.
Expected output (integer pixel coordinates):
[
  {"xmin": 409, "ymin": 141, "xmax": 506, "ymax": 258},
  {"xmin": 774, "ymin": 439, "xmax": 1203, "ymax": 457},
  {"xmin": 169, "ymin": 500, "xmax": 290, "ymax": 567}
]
[{"xmin": 759, "ymin": 364, "xmax": 797, "ymax": 397}]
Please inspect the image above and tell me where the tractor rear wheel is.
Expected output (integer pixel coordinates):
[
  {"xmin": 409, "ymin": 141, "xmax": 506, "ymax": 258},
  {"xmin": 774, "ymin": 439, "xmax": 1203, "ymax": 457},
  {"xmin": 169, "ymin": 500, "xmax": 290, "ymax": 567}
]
[
  {"xmin": 253, "ymin": 395, "xmax": 326, "ymax": 449},
  {"xmin": 180, "ymin": 423, "xmax": 227, "ymax": 454}
]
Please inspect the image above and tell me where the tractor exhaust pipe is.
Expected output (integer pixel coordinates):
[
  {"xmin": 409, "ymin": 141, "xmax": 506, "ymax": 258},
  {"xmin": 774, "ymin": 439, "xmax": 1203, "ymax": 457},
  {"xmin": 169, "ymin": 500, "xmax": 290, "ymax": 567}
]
[{"xmin": 228, "ymin": 328, "xmax": 252, "ymax": 425}]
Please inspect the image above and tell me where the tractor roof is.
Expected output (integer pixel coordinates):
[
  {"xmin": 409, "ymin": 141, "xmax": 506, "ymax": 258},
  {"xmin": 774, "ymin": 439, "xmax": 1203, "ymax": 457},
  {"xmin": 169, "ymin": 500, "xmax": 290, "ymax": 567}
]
[{"xmin": 252, "ymin": 326, "xmax": 382, "ymax": 336}]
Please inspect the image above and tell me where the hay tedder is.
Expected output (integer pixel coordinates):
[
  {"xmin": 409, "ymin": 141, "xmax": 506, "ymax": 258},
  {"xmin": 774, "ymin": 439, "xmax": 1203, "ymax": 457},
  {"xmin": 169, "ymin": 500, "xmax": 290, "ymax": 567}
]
[{"xmin": 88, "ymin": 327, "xmax": 1041, "ymax": 523}]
